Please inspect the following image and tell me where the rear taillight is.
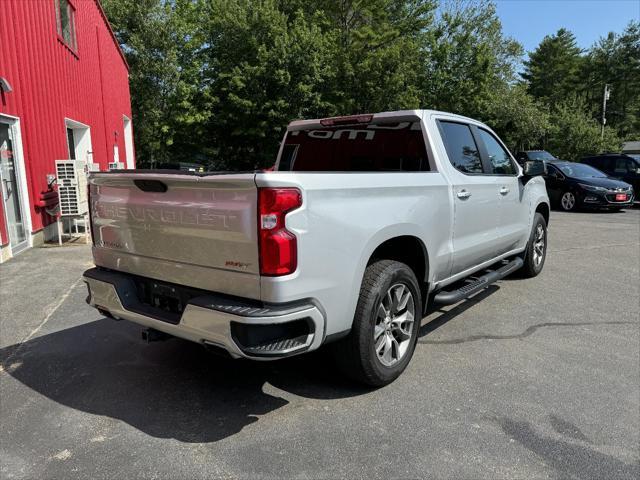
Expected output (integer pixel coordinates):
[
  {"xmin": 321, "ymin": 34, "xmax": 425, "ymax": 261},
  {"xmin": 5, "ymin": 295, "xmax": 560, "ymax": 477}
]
[{"xmin": 258, "ymin": 188, "xmax": 302, "ymax": 276}]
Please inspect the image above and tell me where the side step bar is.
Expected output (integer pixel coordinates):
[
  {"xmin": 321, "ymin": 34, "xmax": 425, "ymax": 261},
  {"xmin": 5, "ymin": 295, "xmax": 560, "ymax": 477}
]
[{"xmin": 433, "ymin": 257, "xmax": 523, "ymax": 305}]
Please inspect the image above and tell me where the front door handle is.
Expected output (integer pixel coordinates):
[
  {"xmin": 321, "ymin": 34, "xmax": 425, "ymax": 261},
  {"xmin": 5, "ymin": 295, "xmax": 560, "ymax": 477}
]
[
  {"xmin": 457, "ymin": 189, "xmax": 471, "ymax": 199},
  {"xmin": 499, "ymin": 186, "xmax": 510, "ymax": 195}
]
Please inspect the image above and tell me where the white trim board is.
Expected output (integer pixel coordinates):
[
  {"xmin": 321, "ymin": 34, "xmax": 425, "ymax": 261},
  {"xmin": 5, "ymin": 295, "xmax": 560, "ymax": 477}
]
[{"xmin": 0, "ymin": 114, "xmax": 33, "ymax": 255}]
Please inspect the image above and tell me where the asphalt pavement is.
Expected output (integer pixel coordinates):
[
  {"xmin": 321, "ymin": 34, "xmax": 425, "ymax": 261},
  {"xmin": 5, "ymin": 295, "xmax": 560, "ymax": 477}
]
[{"xmin": 1, "ymin": 210, "xmax": 638, "ymax": 479}]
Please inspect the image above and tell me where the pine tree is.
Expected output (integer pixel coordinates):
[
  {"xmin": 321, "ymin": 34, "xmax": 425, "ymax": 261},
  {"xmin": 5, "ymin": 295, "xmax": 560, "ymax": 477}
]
[
  {"xmin": 522, "ymin": 28, "xmax": 583, "ymax": 106},
  {"xmin": 583, "ymin": 22, "xmax": 640, "ymax": 138}
]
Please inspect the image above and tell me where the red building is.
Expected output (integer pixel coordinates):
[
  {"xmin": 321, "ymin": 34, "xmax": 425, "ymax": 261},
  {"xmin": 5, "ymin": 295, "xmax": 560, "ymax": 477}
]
[{"xmin": 0, "ymin": 0, "xmax": 134, "ymax": 262}]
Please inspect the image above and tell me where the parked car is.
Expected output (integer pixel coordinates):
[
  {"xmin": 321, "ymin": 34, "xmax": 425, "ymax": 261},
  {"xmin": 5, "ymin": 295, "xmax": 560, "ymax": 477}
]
[
  {"xmin": 545, "ymin": 161, "xmax": 634, "ymax": 211},
  {"xmin": 581, "ymin": 154, "xmax": 640, "ymax": 202},
  {"xmin": 83, "ymin": 110, "xmax": 550, "ymax": 386},
  {"xmin": 515, "ymin": 150, "xmax": 559, "ymax": 165}
]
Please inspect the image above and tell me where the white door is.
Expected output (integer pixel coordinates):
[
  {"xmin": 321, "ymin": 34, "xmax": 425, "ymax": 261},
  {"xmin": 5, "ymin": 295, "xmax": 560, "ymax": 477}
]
[
  {"xmin": 64, "ymin": 119, "xmax": 92, "ymax": 163},
  {"xmin": 0, "ymin": 119, "xmax": 29, "ymax": 253},
  {"xmin": 438, "ymin": 120, "xmax": 501, "ymax": 275},
  {"xmin": 475, "ymin": 128, "xmax": 529, "ymax": 253}
]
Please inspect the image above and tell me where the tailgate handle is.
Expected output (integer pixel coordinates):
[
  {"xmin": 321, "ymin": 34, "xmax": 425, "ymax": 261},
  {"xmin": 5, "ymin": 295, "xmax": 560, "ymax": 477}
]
[{"xmin": 134, "ymin": 179, "xmax": 168, "ymax": 193}]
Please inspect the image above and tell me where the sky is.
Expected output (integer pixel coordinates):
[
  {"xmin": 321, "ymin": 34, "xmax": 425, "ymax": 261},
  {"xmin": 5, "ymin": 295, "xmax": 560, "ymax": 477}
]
[{"xmin": 495, "ymin": 0, "xmax": 640, "ymax": 55}]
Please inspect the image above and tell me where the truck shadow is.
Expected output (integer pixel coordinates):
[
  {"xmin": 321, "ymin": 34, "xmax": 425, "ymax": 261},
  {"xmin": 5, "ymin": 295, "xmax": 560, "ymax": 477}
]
[
  {"xmin": 0, "ymin": 285, "xmax": 501, "ymax": 444},
  {"xmin": 0, "ymin": 319, "xmax": 367, "ymax": 444}
]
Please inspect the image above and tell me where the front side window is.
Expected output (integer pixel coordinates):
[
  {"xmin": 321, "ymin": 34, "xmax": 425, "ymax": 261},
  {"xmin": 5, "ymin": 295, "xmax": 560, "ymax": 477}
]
[
  {"xmin": 438, "ymin": 121, "xmax": 482, "ymax": 174},
  {"xmin": 56, "ymin": 0, "xmax": 77, "ymax": 51},
  {"xmin": 477, "ymin": 129, "xmax": 516, "ymax": 175}
]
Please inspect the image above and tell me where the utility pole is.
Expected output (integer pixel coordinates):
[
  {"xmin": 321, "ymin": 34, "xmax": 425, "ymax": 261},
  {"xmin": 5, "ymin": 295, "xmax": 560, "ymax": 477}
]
[{"xmin": 601, "ymin": 84, "xmax": 611, "ymax": 139}]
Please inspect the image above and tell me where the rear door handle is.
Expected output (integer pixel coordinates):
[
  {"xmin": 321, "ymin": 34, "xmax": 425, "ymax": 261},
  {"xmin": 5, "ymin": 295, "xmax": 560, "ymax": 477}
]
[
  {"xmin": 499, "ymin": 187, "xmax": 510, "ymax": 195},
  {"xmin": 457, "ymin": 189, "xmax": 471, "ymax": 199}
]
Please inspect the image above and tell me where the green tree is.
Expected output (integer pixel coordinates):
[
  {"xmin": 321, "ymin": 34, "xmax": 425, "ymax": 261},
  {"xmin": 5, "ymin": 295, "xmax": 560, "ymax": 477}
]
[
  {"xmin": 422, "ymin": 0, "xmax": 523, "ymax": 117},
  {"xmin": 480, "ymin": 84, "xmax": 550, "ymax": 152},
  {"xmin": 201, "ymin": 0, "xmax": 336, "ymax": 169},
  {"xmin": 316, "ymin": 0, "xmax": 436, "ymax": 113},
  {"xmin": 102, "ymin": 0, "xmax": 206, "ymax": 167},
  {"xmin": 546, "ymin": 99, "xmax": 621, "ymax": 161},
  {"xmin": 102, "ymin": 0, "xmax": 634, "ymax": 169},
  {"xmin": 582, "ymin": 22, "xmax": 640, "ymax": 139},
  {"xmin": 197, "ymin": 0, "xmax": 437, "ymax": 168},
  {"xmin": 522, "ymin": 28, "xmax": 583, "ymax": 107}
]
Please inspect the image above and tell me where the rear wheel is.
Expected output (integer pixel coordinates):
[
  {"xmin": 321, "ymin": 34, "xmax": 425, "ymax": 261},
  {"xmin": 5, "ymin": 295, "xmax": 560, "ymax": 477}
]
[
  {"xmin": 332, "ymin": 260, "xmax": 422, "ymax": 386},
  {"xmin": 520, "ymin": 212, "xmax": 547, "ymax": 278}
]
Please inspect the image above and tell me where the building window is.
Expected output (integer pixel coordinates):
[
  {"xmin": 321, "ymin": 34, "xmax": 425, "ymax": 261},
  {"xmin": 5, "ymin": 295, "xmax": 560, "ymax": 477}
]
[{"xmin": 55, "ymin": 0, "xmax": 77, "ymax": 51}]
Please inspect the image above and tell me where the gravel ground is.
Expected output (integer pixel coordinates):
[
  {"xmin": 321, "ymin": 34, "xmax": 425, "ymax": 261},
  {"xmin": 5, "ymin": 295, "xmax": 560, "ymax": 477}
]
[{"xmin": 1, "ymin": 209, "xmax": 638, "ymax": 479}]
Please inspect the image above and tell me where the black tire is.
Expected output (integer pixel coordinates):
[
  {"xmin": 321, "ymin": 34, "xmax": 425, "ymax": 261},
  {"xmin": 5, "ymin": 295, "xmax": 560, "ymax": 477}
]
[
  {"xmin": 519, "ymin": 212, "xmax": 547, "ymax": 278},
  {"xmin": 332, "ymin": 260, "xmax": 422, "ymax": 387}
]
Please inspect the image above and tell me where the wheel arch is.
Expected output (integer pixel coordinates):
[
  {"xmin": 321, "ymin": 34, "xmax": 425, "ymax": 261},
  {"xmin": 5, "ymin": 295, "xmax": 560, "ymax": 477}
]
[
  {"xmin": 535, "ymin": 201, "xmax": 550, "ymax": 226},
  {"xmin": 363, "ymin": 234, "xmax": 431, "ymax": 316},
  {"xmin": 367, "ymin": 235, "xmax": 430, "ymax": 285}
]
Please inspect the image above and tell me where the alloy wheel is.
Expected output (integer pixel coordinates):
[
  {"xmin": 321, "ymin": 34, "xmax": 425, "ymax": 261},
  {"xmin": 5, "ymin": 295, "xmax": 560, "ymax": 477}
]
[
  {"xmin": 533, "ymin": 223, "xmax": 545, "ymax": 267},
  {"xmin": 561, "ymin": 192, "xmax": 576, "ymax": 211},
  {"xmin": 373, "ymin": 283, "xmax": 415, "ymax": 367}
]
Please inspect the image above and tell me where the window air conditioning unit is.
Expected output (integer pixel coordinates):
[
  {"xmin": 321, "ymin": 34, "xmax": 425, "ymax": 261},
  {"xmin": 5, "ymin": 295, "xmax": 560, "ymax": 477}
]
[
  {"xmin": 87, "ymin": 162, "xmax": 101, "ymax": 172},
  {"xmin": 55, "ymin": 160, "xmax": 88, "ymax": 216},
  {"xmin": 108, "ymin": 162, "xmax": 125, "ymax": 170}
]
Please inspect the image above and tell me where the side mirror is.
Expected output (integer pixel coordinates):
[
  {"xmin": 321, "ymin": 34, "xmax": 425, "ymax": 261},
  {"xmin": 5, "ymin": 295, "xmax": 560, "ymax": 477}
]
[{"xmin": 523, "ymin": 160, "xmax": 546, "ymax": 177}]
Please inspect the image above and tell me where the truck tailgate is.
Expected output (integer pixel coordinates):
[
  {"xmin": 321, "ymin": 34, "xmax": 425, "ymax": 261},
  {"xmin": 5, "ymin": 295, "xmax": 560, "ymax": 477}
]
[{"xmin": 89, "ymin": 172, "xmax": 261, "ymax": 298}]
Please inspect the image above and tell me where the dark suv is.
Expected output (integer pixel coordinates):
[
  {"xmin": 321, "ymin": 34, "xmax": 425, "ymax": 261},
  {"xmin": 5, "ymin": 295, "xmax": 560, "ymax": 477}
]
[{"xmin": 581, "ymin": 154, "xmax": 640, "ymax": 201}]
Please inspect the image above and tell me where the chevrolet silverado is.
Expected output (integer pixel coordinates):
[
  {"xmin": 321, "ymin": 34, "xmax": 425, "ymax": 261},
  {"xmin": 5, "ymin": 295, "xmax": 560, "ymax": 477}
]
[{"xmin": 83, "ymin": 110, "xmax": 550, "ymax": 386}]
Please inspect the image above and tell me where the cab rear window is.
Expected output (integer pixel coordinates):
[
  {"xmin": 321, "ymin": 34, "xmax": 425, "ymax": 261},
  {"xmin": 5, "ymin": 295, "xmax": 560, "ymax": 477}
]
[{"xmin": 278, "ymin": 121, "xmax": 430, "ymax": 172}]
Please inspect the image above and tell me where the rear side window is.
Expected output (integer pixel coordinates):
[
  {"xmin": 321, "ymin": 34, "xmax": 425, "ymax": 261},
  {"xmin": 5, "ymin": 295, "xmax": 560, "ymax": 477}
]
[
  {"xmin": 278, "ymin": 121, "xmax": 430, "ymax": 172},
  {"xmin": 477, "ymin": 129, "xmax": 516, "ymax": 175},
  {"xmin": 438, "ymin": 121, "xmax": 483, "ymax": 174}
]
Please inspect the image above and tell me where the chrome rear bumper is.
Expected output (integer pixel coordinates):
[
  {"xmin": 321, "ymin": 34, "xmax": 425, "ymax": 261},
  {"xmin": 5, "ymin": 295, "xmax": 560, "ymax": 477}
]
[{"xmin": 83, "ymin": 268, "xmax": 325, "ymax": 360}]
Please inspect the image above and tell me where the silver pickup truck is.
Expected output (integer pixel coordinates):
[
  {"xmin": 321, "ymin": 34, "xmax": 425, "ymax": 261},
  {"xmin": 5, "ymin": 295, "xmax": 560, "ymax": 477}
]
[{"xmin": 83, "ymin": 110, "xmax": 550, "ymax": 386}]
